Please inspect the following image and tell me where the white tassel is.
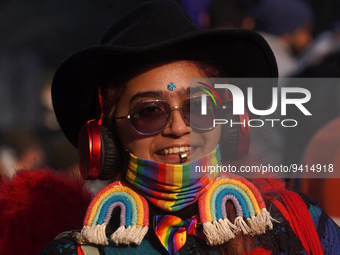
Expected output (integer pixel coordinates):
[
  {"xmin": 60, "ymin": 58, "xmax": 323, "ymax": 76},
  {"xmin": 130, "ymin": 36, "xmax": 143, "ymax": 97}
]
[
  {"xmin": 246, "ymin": 216, "xmax": 262, "ymax": 235},
  {"xmin": 111, "ymin": 225, "xmax": 149, "ymax": 245},
  {"xmin": 81, "ymin": 226, "xmax": 91, "ymax": 242},
  {"xmin": 125, "ymin": 226, "xmax": 141, "ymax": 244},
  {"xmin": 216, "ymin": 219, "xmax": 235, "ymax": 241},
  {"xmin": 212, "ymin": 221, "xmax": 225, "ymax": 245},
  {"xmin": 203, "ymin": 222, "xmax": 221, "ymax": 245},
  {"xmin": 203, "ymin": 219, "xmax": 238, "ymax": 246},
  {"xmin": 110, "ymin": 225, "xmax": 126, "ymax": 244},
  {"xmin": 234, "ymin": 216, "xmax": 250, "ymax": 235},
  {"xmin": 121, "ymin": 226, "xmax": 133, "ymax": 244},
  {"xmin": 81, "ymin": 224, "xmax": 108, "ymax": 245},
  {"xmin": 133, "ymin": 226, "xmax": 149, "ymax": 245},
  {"xmin": 260, "ymin": 208, "xmax": 278, "ymax": 230},
  {"xmin": 126, "ymin": 226, "xmax": 138, "ymax": 242},
  {"xmin": 248, "ymin": 208, "xmax": 279, "ymax": 236},
  {"xmin": 223, "ymin": 217, "xmax": 240, "ymax": 234}
]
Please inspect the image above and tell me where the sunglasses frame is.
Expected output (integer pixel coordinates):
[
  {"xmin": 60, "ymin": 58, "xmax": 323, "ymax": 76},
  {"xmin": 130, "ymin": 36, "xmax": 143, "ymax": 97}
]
[{"xmin": 115, "ymin": 96, "xmax": 222, "ymax": 135}]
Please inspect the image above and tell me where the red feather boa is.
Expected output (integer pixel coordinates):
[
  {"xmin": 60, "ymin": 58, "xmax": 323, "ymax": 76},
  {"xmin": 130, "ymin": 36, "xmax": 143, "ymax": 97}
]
[{"xmin": 0, "ymin": 169, "xmax": 92, "ymax": 255}]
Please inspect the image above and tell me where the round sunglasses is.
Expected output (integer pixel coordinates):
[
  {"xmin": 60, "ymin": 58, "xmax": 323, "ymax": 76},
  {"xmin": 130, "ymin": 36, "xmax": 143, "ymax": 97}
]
[{"xmin": 115, "ymin": 96, "xmax": 222, "ymax": 135}]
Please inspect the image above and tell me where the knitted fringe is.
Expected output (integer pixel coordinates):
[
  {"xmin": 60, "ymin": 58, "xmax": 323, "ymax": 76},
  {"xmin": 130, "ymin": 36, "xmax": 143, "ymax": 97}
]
[
  {"xmin": 235, "ymin": 216, "xmax": 251, "ymax": 235},
  {"xmin": 247, "ymin": 208, "xmax": 277, "ymax": 235},
  {"xmin": 81, "ymin": 224, "xmax": 148, "ymax": 246},
  {"xmin": 111, "ymin": 225, "xmax": 149, "ymax": 245},
  {"xmin": 81, "ymin": 224, "xmax": 108, "ymax": 245},
  {"xmin": 203, "ymin": 208, "xmax": 277, "ymax": 244},
  {"xmin": 203, "ymin": 218, "xmax": 236, "ymax": 245}
]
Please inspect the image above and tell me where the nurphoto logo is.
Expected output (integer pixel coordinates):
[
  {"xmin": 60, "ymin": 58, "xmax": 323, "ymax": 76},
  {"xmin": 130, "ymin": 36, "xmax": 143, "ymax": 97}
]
[{"xmin": 200, "ymin": 83, "xmax": 312, "ymax": 128}]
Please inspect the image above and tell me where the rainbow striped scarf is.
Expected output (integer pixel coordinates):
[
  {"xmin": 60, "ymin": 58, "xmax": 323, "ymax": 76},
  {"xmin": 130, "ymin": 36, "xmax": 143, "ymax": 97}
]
[{"xmin": 125, "ymin": 146, "xmax": 221, "ymax": 211}]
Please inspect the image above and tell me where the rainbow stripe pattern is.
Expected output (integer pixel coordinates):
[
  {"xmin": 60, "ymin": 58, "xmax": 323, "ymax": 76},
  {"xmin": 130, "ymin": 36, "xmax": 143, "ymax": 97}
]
[
  {"xmin": 81, "ymin": 181, "xmax": 149, "ymax": 245},
  {"xmin": 198, "ymin": 177, "xmax": 274, "ymax": 245},
  {"xmin": 153, "ymin": 215, "xmax": 203, "ymax": 255},
  {"xmin": 126, "ymin": 146, "xmax": 220, "ymax": 211}
]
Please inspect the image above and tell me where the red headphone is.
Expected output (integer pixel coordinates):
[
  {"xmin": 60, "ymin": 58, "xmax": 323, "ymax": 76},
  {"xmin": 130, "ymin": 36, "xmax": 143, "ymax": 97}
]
[
  {"xmin": 78, "ymin": 120, "xmax": 102, "ymax": 180},
  {"xmin": 78, "ymin": 88, "xmax": 126, "ymax": 180}
]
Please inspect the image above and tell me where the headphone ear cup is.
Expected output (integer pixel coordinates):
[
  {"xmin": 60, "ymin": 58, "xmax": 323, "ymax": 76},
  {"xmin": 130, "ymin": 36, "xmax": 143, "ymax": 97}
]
[
  {"xmin": 78, "ymin": 120, "xmax": 126, "ymax": 180},
  {"xmin": 78, "ymin": 120, "xmax": 102, "ymax": 180},
  {"xmin": 99, "ymin": 125, "xmax": 126, "ymax": 180}
]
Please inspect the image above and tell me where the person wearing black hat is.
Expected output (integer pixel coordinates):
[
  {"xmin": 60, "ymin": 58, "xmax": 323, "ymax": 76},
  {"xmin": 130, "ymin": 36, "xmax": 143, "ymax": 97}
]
[
  {"xmin": 37, "ymin": 1, "xmax": 340, "ymax": 255},
  {"xmin": 251, "ymin": 0, "xmax": 314, "ymax": 77}
]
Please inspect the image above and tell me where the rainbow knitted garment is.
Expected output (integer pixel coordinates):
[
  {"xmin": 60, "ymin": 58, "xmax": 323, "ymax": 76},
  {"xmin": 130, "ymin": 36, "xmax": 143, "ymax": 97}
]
[
  {"xmin": 125, "ymin": 146, "xmax": 221, "ymax": 211},
  {"xmin": 80, "ymin": 145, "xmax": 275, "ymax": 249},
  {"xmin": 198, "ymin": 177, "xmax": 275, "ymax": 245},
  {"xmin": 80, "ymin": 178, "xmax": 275, "ymax": 249},
  {"xmin": 80, "ymin": 177, "xmax": 275, "ymax": 249},
  {"xmin": 81, "ymin": 181, "xmax": 149, "ymax": 246}
]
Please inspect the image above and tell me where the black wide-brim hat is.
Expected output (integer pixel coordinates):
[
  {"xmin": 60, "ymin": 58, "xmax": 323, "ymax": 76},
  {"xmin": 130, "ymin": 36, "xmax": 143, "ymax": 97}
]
[{"xmin": 52, "ymin": 0, "xmax": 278, "ymax": 148}]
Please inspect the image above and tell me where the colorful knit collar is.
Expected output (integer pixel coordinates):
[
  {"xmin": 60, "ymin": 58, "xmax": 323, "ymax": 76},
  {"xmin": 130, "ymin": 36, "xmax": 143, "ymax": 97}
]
[
  {"xmin": 81, "ymin": 176, "xmax": 275, "ymax": 248},
  {"xmin": 125, "ymin": 145, "xmax": 221, "ymax": 211}
]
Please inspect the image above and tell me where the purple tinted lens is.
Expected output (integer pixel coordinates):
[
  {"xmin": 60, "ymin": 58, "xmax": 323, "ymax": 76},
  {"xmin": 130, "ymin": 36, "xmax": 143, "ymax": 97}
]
[
  {"xmin": 130, "ymin": 101, "xmax": 170, "ymax": 134},
  {"xmin": 183, "ymin": 97, "xmax": 220, "ymax": 130}
]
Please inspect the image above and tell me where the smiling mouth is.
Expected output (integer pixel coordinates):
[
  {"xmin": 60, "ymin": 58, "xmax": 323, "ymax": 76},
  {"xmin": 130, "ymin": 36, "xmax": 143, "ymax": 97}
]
[{"xmin": 158, "ymin": 146, "xmax": 192, "ymax": 155}]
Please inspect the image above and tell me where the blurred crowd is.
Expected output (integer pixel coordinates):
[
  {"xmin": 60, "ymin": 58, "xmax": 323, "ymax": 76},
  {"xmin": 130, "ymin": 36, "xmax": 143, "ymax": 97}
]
[
  {"xmin": 1, "ymin": 0, "xmax": 340, "ymax": 225},
  {"xmin": 181, "ymin": 0, "xmax": 340, "ymax": 226},
  {"xmin": 0, "ymin": 0, "xmax": 149, "ymax": 178}
]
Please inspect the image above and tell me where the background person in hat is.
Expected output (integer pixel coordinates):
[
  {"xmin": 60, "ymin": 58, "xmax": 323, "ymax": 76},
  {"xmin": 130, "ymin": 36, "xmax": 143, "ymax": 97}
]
[
  {"xmin": 1, "ymin": 1, "xmax": 339, "ymax": 255},
  {"xmin": 251, "ymin": 0, "xmax": 314, "ymax": 78}
]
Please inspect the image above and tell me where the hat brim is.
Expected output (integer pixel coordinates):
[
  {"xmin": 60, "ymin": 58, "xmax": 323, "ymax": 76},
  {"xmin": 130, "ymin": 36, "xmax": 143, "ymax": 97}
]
[{"xmin": 52, "ymin": 29, "xmax": 278, "ymax": 148}]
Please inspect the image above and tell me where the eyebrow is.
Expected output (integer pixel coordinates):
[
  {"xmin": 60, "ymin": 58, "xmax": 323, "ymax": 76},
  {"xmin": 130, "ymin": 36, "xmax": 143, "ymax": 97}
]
[
  {"xmin": 129, "ymin": 87, "xmax": 192, "ymax": 104},
  {"xmin": 130, "ymin": 91, "xmax": 164, "ymax": 103}
]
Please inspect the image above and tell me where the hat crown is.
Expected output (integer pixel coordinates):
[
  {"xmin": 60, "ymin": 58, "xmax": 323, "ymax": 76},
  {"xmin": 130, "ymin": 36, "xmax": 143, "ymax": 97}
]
[
  {"xmin": 52, "ymin": 0, "xmax": 278, "ymax": 148},
  {"xmin": 100, "ymin": 0, "xmax": 199, "ymax": 47}
]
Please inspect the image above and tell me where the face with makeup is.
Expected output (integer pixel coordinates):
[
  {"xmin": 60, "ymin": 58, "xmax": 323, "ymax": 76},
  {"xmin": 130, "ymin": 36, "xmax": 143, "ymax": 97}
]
[{"xmin": 114, "ymin": 60, "xmax": 221, "ymax": 164}]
